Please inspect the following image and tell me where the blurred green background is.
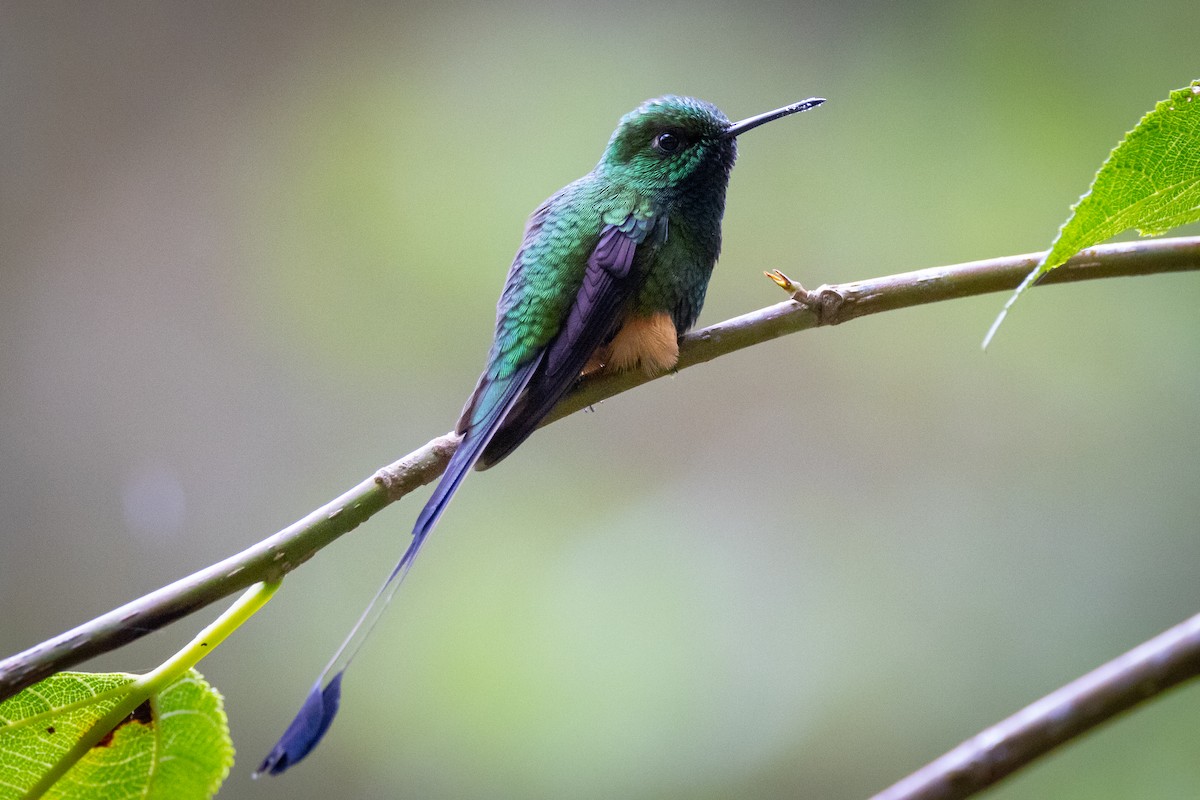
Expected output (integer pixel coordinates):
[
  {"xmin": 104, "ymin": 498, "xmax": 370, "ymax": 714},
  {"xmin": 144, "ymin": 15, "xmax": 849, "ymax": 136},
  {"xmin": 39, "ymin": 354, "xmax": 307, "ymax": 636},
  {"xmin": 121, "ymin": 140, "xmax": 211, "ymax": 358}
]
[{"xmin": 2, "ymin": 3, "xmax": 1199, "ymax": 799}]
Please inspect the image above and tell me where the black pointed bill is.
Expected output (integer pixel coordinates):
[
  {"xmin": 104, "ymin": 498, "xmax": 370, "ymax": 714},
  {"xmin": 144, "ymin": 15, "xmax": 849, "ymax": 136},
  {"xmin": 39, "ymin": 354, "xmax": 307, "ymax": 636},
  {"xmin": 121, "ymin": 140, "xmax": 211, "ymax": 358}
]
[{"xmin": 724, "ymin": 97, "xmax": 825, "ymax": 138}]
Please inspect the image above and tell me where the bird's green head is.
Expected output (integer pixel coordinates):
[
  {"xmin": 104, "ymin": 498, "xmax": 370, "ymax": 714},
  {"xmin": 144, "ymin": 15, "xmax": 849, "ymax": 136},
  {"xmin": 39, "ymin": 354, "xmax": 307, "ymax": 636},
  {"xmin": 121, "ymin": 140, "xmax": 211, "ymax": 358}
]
[
  {"xmin": 598, "ymin": 95, "xmax": 825, "ymax": 192},
  {"xmin": 599, "ymin": 96, "xmax": 734, "ymax": 190}
]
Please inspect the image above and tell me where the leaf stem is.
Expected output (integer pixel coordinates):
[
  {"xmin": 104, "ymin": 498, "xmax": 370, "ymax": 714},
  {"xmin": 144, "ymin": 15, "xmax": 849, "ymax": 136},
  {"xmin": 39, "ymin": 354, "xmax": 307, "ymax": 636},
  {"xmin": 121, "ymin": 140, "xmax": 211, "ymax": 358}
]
[{"xmin": 20, "ymin": 582, "xmax": 278, "ymax": 800}]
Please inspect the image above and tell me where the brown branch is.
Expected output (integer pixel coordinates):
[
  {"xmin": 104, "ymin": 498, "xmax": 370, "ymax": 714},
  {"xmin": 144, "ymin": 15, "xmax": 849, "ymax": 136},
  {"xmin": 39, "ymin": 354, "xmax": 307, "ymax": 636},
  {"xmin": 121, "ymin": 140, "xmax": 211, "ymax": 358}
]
[
  {"xmin": 2, "ymin": 236, "xmax": 1197, "ymax": 706},
  {"xmin": 870, "ymin": 609, "xmax": 1200, "ymax": 800}
]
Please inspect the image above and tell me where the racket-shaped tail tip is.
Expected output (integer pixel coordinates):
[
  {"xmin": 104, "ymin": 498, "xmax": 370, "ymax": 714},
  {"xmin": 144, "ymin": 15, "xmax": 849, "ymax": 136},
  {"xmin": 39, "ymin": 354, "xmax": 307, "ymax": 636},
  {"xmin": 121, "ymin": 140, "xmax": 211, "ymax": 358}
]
[{"xmin": 254, "ymin": 672, "xmax": 344, "ymax": 777}]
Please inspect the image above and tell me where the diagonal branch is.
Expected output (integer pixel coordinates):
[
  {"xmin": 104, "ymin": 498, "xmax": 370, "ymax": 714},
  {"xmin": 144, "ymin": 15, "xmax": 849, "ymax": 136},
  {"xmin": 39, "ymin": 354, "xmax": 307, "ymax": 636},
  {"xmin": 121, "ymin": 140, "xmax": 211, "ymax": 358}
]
[
  {"xmin": 870, "ymin": 609, "xmax": 1200, "ymax": 800},
  {"xmin": 2, "ymin": 236, "xmax": 1198, "ymax": 704}
]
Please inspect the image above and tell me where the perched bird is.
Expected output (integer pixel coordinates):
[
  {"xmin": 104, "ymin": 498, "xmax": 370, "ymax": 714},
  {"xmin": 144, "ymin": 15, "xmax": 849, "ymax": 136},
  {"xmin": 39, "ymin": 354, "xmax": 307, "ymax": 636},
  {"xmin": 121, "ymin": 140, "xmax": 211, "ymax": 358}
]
[{"xmin": 257, "ymin": 94, "xmax": 825, "ymax": 776}]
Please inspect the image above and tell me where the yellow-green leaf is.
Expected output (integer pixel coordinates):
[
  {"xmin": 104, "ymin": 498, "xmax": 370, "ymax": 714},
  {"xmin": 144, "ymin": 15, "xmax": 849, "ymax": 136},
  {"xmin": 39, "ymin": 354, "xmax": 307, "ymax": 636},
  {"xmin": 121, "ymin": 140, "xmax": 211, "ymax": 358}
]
[
  {"xmin": 0, "ymin": 670, "xmax": 233, "ymax": 800},
  {"xmin": 985, "ymin": 80, "xmax": 1200, "ymax": 346},
  {"xmin": 1044, "ymin": 80, "xmax": 1200, "ymax": 257}
]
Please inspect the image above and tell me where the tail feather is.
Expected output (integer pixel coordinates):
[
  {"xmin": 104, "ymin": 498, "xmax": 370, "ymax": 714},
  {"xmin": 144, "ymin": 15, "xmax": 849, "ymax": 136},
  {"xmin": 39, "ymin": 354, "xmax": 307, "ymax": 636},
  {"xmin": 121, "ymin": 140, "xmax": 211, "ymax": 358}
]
[
  {"xmin": 414, "ymin": 353, "xmax": 544, "ymax": 536},
  {"xmin": 257, "ymin": 353, "xmax": 543, "ymax": 776}
]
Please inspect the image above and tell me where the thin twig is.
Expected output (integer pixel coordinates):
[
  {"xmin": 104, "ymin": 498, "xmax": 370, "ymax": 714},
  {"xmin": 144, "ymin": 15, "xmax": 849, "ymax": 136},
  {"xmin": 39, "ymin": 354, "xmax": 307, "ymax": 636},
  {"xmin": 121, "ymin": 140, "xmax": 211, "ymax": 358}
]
[
  {"xmin": 1, "ymin": 236, "xmax": 1197, "ymax": 703},
  {"xmin": 870, "ymin": 610, "xmax": 1200, "ymax": 800}
]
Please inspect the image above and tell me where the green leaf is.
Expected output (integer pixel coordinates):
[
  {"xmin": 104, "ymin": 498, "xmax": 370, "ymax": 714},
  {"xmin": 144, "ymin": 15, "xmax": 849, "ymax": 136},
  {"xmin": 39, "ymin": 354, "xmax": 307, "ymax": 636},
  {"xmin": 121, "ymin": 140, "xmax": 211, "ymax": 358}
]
[
  {"xmin": 0, "ymin": 669, "xmax": 233, "ymax": 800},
  {"xmin": 984, "ymin": 80, "xmax": 1200, "ymax": 347}
]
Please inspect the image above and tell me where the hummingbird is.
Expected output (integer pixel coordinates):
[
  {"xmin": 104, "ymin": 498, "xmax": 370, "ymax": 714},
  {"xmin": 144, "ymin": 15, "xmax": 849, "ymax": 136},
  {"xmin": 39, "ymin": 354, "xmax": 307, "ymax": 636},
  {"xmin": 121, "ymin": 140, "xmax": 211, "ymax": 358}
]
[{"xmin": 257, "ymin": 94, "xmax": 825, "ymax": 776}]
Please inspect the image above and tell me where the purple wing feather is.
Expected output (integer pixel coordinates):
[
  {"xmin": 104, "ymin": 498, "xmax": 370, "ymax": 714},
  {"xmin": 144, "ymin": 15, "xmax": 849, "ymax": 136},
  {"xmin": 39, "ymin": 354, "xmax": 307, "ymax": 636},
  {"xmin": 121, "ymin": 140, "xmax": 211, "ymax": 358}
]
[{"xmin": 478, "ymin": 223, "xmax": 644, "ymax": 468}]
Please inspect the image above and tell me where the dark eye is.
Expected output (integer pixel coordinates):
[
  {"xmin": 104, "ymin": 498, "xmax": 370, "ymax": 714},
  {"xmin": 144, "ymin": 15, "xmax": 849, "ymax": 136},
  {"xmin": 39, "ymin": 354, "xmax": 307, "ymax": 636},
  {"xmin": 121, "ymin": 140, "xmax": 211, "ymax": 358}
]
[{"xmin": 652, "ymin": 131, "xmax": 685, "ymax": 154}]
